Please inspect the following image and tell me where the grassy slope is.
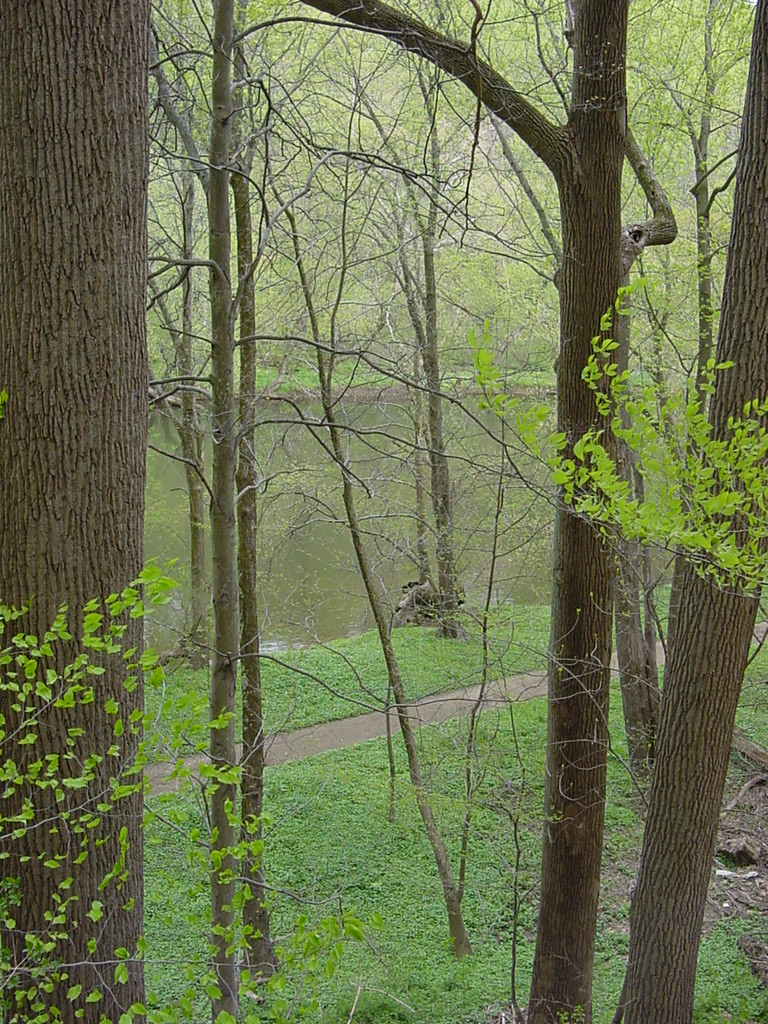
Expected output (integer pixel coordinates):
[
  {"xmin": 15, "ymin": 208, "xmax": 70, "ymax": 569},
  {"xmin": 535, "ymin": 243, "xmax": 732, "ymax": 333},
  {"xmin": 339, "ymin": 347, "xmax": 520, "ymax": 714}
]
[
  {"xmin": 143, "ymin": 627, "xmax": 768, "ymax": 1024},
  {"xmin": 145, "ymin": 605, "xmax": 552, "ymax": 746}
]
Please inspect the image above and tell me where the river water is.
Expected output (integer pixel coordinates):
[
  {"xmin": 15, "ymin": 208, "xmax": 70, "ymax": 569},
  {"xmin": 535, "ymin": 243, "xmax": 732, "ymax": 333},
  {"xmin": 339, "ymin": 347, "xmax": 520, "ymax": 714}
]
[{"xmin": 144, "ymin": 397, "xmax": 554, "ymax": 652}]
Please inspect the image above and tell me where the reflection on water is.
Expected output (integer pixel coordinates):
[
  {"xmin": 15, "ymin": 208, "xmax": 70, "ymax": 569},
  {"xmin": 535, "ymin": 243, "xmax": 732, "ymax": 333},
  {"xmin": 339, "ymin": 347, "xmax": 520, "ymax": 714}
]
[{"xmin": 144, "ymin": 398, "xmax": 554, "ymax": 652}]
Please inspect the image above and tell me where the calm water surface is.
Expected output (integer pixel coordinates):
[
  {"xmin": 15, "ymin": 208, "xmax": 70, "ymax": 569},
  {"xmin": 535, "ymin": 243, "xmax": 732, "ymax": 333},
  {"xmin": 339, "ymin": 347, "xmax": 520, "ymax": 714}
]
[{"xmin": 144, "ymin": 399, "xmax": 554, "ymax": 652}]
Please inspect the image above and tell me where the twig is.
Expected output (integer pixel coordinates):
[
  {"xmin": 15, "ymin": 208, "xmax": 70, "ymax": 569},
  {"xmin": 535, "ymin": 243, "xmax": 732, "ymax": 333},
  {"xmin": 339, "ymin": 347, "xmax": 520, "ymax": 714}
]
[{"xmin": 346, "ymin": 981, "xmax": 362, "ymax": 1023}]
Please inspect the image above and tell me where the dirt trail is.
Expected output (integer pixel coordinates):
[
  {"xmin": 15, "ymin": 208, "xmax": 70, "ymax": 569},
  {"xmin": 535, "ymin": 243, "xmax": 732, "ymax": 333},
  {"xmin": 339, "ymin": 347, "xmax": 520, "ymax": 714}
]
[
  {"xmin": 145, "ymin": 623, "xmax": 768, "ymax": 795},
  {"xmin": 145, "ymin": 669, "xmax": 547, "ymax": 795}
]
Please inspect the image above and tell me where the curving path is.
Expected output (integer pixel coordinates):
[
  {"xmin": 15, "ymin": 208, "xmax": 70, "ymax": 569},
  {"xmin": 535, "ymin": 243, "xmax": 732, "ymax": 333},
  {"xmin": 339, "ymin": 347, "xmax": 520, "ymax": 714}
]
[
  {"xmin": 145, "ymin": 623, "xmax": 768, "ymax": 796},
  {"xmin": 145, "ymin": 668, "xmax": 547, "ymax": 795}
]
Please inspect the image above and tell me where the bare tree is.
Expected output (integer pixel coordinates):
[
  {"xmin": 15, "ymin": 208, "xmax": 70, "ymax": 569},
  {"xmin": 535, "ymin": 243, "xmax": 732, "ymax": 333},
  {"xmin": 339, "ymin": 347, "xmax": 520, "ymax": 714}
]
[
  {"xmin": 148, "ymin": 170, "xmax": 210, "ymax": 664},
  {"xmin": 232, "ymin": 4, "xmax": 277, "ymax": 975},
  {"xmin": 286, "ymin": 183, "xmax": 474, "ymax": 955}
]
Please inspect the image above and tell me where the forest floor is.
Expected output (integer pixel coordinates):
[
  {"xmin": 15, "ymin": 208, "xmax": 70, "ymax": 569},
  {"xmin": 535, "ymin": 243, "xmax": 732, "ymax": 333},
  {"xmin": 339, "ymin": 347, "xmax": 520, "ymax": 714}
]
[
  {"xmin": 146, "ymin": 625, "xmax": 767, "ymax": 793},
  {"xmin": 144, "ymin": 665, "xmax": 547, "ymax": 794},
  {"xmin": 142, "ymin": 618, "xmax": 768, "ymax": 1022},
  {"xmin": 145, "ymin": 623, "xmax": 768, "ymax": 945}
]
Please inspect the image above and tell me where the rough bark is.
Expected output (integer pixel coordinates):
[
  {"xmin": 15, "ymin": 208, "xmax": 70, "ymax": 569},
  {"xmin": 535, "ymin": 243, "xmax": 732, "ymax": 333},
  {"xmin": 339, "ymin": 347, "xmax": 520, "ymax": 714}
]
[
  {"xmin": 623, "ymin": 4, "xmax": 768, "ymax": 1021},
  {"xmin": 0, "ymin": 3, "xmax": 149, "ymax": 1021},
  {"xmin": 207, "ymin": 0, "xmax": 240, "ymax": 1018},
  {"xmin": 527, "ymin": 6, "xmax": 629, "ymax": 1020},
  {"xmin": 233, "ymin": 162, "xmax": 276, "ymax": 978}
]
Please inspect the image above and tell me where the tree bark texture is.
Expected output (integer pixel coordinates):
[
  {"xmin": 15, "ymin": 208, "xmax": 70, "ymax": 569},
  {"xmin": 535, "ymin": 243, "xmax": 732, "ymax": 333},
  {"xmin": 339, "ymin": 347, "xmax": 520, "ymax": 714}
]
[
  {"xmin": 233, "ymin": 166, "xmax": 276, "ymax": 978},
  {"xmin": 528, "ymin": 5, "xmax": 628, "ymax": 1021},
  {"xmin": 623, "ymin": 4, "xmax": 768, "ymax": 1022},
  {"xmin": 207, "ymin": 0, "xmax": 240, "ymax": 1018},
  {"xmin": 0, "ymin": 3, "xmax": 149, "ymax": 1021}
]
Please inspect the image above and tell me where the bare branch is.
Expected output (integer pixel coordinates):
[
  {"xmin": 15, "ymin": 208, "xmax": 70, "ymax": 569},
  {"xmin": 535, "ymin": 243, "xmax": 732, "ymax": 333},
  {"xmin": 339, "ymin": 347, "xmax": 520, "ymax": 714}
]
[
  {"xmin": 300, "ymin": 0, "xmax": 567, "ymax": 177},
  {"xmin": 621, "ymin": 128, "xmax": 678, "ymax": 274},
  {"xmin": 149, "ymin": 30, "xmax": 211, "ymax": 196},
  {"xmin": 493, "ymin": 116, "xmax": 562, "ymax": 267}
]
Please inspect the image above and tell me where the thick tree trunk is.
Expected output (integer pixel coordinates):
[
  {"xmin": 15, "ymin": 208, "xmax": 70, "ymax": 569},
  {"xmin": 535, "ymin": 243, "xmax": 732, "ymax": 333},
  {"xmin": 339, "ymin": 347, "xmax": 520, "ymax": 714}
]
[
  {"xmin": 623, "ymin": 6, "xmax": 768, "ymax": 1021},
  {"xmin": 0, "ymin": 3, "xmax": 149, "ymax": 1022},
  {"xmin": 232, "ymin": 167, "xmax": 276, "ymax": 978},
  {"xmin": 528, "ymin": 5, "xmax": 628, "ymax": 1021},
  {"xmin": 177, "ymin": 176, "xmax": 209, "ymax": 664},
  {"xmin": 207, "ymin": 0, "xmax": 240, "ymax": 1018}
]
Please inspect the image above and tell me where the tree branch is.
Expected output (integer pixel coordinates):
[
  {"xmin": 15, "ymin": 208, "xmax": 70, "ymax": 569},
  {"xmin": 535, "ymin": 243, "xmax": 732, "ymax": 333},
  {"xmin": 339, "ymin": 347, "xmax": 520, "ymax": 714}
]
[
  {"xmin": 149, "ymin": 30, "xmax": 210, "ymax": 197},
  {"xmin": 621, "ymin": 128, "xmax": 678, "ymax": 273},
  {"xmin": 300, "ymin": 0, "xmax": 567, "ymax": 177},
  {"xmin": 493, "ymin": 116, "xmax": 562, "ymax": 268}
]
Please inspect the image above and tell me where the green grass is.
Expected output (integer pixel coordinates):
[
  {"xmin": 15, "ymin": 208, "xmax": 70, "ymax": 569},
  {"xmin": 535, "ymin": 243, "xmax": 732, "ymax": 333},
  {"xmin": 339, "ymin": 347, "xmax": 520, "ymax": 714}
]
[
  {"xmin": 142, "ymin": 631, "xmax": 768, "ymax": 1024},
  {"xmin": 250, "ymin": 358, "xmax": 555, "ymax": 400},
  {"xmin": 145, "ymin": 605, "xmax": 552, "ymax": 750}
]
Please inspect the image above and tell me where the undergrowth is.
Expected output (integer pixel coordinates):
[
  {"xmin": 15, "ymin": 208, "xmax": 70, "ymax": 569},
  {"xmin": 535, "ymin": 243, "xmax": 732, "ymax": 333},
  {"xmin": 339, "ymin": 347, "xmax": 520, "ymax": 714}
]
[{"xmin": 143, "ymin": 630, "xmax": 768, "ymax": 1023}]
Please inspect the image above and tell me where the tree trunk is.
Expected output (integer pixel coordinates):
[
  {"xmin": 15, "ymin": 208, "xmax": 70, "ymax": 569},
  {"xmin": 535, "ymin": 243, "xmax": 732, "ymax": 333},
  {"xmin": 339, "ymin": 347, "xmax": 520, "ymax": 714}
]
[
  {"xmin": 289, "ymin": 209, "xmax": 473, "ymax": 959},
  {"xmin": 233, "ymin": 165, "xmax": 276, "ymax": 978},
  {"xmin": 614, "ymin": 532, "xmax": 659, "ymax": 767},
  {"xmin": 300, "ymin": 1, "xmax": 676, "ymax": 1017},
  {"xmin": 420, "ymin": 103, "xmax": 462, "ymax": 639},
  {"xmin": 693, "ymin": 0, "xmax": 717, "ymax": 395},
  {"xmin": 613, "ymin": 278, "xmax": 660, "ymax": 768},
  {"xmin": 377, "ymin": 77, "xmax": 460, "ymax": 632},
  {"xmin": 322, "ymin": 377, "xmax": 473, "ymax": 957},
  {"xmin": 693, "ymin": 154, "xmax": 715, "ymax": 393},
  {"xmin": 623, "ymin": 5, "xmax": 768, "ymax": 1021},
  {"xmin": 177, "ymin": 175, "xmax": 209, "ymax": 664},
  {"xmin": 207, "ymin": 0, "xmax": 240, "ymax": 1018},
  {"xmin": 411, "ymin": 347, "xmax": 433, "ymax": 585},
  {"xmin": 528, "ymin": 5, "xmax": 628, "ymax": 1021},
  {"xmin": 0, "ymin": 3, "xmax": 149, "ymax": 1021}
]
